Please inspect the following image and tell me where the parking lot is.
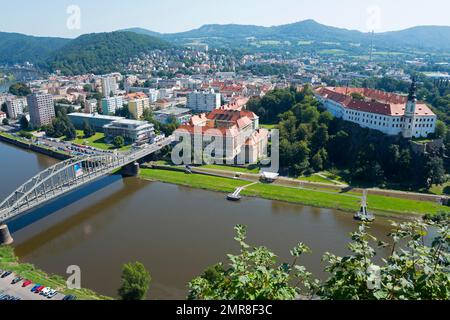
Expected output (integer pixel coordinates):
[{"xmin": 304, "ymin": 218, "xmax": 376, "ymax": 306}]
[{"xmin": 0, "ymin": 272, "xmax": 66, "ymax": 301}]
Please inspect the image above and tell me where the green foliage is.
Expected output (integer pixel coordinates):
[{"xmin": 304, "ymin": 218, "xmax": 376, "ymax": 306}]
[
  {"xmin": 117, "ymin": 262, "xmax": 151, "ymax": 300},
  {"xmin": 113, "ymin": 136, "xmax": 125, "ymax": 148},
  {"xmin": 18, "ymin": 131, "xmax": 33, "ymax": 139},
  {"xmin": 19, "ymin": 116, "xmax": 29, "ymax": 129},
  {"xmin": 188, "ymin": 225, "xmax": 317, "ymax": 300},
  {"xmin": 190, "ymin": 221, "xmax": 450, "ymax": 300},
  {"xmin": 47, "ymin": 31, "xmax": 171, "ymax": 75},
  {"xmin": 9, "ymin": 82, "xmax": 31, "ymax": 96},
  {"xmin": 143, "ymin": 108, "xmax": 179, "ymax": 135},
  {"xmin": 2, "ymin": 118, "xmax": 9, "ymax": 125},
  {"xmin": 83, "ymin": 122, "xmax": 95, "ymax": 138}
]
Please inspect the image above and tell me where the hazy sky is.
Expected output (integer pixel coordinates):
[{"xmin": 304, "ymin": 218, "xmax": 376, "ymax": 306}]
[{"xmin": 1, "ymin": 0, "xmax": 449, "ymax": 38}]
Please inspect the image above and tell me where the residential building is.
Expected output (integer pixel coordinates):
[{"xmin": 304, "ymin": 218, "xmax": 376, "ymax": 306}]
[
  {"xmin": 27, "ymin": 93, "xmax": 55, "ymax": 128},
  {"xmin": 68, "ymin": 113, "xmax": 125, "ymax": 132},
  {"xmin": 154, "ymin": 107, "xmax": 192, "ymax": 124},
  {"xmin": 187, "ymin": 90, "xmax": 221, "ymax": 112},
  {"xmin": 6, "ymin": 97, "xmax": 27, "ymax": 119},
  {"xmin": 103, "ymin": 119, "xmax": 155, "ymax": 144},
  {"xmin": 84, "ymin": 99, "xmax": 98, "ymax": 114},
  {"xmin": 128, "ymin": 98, "xmax": 150, "ymax": 119},
  {"xmin": 0, "ymin": 111, "xmax": 6, "ymax": 122},
  {"xmin": 175, "ymin": 109, "xmax": 267, "ymax": 164},
  {"xmin": 101, "ymin": 96, "xmax": 123, "ymax": 115},
  {"xmin": 314, "ymin": 81, "xmax": 437, "ymax": 139},
  {"xmin": 101, "ymin": 76, "xmax": 117, "ymax": 98}
]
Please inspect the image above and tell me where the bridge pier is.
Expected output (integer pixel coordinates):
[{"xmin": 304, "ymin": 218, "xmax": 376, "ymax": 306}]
[
  {"xmin": 121, "ymin": 162, "xmax": 140, "ymax": 177},
  {"xmin": 0, "ymin": 224, "xmax": 13, "ymax": 245}
]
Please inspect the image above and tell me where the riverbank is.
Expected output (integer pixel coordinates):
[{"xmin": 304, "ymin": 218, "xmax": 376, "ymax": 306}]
[
  {"xmin": 0, "ymin": 245, "xmax": 111, "ymax": 300},
  {"xmin": 0, "ymin": 132, "xmax": 71, "ymax": 160},
  {"xmin": 139, "ymin": 168, "xmax": 450, "ymax": 219}
]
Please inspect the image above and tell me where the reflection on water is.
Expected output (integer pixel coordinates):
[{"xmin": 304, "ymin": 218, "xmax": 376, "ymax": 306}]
[{"xmin": 1, "ymin": 141, "xmax": 399, "ymax": 300}]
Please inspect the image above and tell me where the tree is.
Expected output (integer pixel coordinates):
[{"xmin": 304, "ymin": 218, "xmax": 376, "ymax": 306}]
[
  {"xmin": 113, "ymin": 136, "xmax": 125, "ymax": 148},
  {"xmin": 424, "ymin": 156, "xmax": 447, "ymax": 188},
  {"xmin": 2, "ymin": 118, "xmax": 9, "ymax": 126},
  {"xmin": 9, "ymin": 83, "xmax": 31, "ymax": 96},
  {"xmin": 65, "ymin": 123, "xmax": 77, "ymax": 141},
  {"xmin": 118, "ymin": 262, "xmax": 151, "ymax": 300},
  {"xmin": 83, "ymin": 122, "xmax": 95, "ymax": 138},
  {"xmin": 19, "ymin": 116, "xmax": 29, "ymax": 130},
  {"xmin": 189, "ymin": 221, "xmax": 450, "ymax": 300},
  {"xmin": 435, "ymin": 120, "xmax": 447, "ymax": 139},
  {"xmin": 1, "ymin": 103, "xmax": 8, "ymax": 117},
  {"xmin": 188, "ymin": 225, "xmax": 317, "ymax": 300}
]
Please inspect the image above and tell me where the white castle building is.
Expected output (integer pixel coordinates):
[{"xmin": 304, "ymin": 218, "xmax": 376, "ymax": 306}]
[{"xmin": 314, "ymin": 81, "xmax": 437, "ymax": 139}]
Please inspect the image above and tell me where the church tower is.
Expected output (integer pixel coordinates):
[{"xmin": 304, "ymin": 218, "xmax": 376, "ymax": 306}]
[{"xmin": 402, "ymin": 79, "xmax": 417, "ymax": 139}]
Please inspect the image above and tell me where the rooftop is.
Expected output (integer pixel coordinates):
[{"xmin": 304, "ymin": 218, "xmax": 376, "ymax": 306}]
[{"xmin": 68, "ymin": 113, "xmax": 125, "ymax": 121}]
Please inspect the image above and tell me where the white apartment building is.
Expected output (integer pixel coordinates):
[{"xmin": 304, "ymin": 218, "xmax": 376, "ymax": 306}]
[
  {"xmin": 101, "ymin": 76, "xmax": 118, "ymax": 98},
  {"xmin": 187, "ymin": 90, "xmax": 221, "ymax": 112},
  {"xmin": 101, "ymin": 96, "xmax": 123, "ymax": 115},
  {"xmin": 128, "ymin": 98, "xmax": 150, "ymax": 120},
  {"xmin": 103, "ymin": 119, "xmax": 155, "ymax": 144},
  {"xmin": 27, "ymin": 93, "xmax": 55, "ymax": 128},
  {"xmin": 84, "ymin": 99, "xmax": 98, "ymax": 114},
  {"xmin": 6, "ymin": 97, "xmax": 27, "ymax": 119},
  {"xmin": 315, "ymin": 82, "xmax": 437, "ymax": 139}
]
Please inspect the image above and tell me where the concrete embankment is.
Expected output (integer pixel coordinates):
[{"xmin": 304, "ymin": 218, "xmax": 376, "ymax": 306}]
[{"xmin": 0, "ymin": 134, "xmax": 71, "ymax": 161}]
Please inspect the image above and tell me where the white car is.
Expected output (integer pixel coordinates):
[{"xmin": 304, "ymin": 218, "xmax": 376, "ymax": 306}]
[
  {"xmin": 47, "ymin": 290, "xmax": 58, "ymax": 299},
  {"xmin": 40, "ymin": 287, "xmax": 52, "ymax": 296}
]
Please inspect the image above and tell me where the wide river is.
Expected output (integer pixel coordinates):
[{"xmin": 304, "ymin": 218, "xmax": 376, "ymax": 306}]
[{"xmin": 0, "ymin": 141, "xmax": 398, "ymax": 300}]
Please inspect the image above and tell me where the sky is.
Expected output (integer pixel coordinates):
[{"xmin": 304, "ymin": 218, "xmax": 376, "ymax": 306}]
[{"xmin": 1, "ymin": 0, "xmax": 449, "ymax": 38}]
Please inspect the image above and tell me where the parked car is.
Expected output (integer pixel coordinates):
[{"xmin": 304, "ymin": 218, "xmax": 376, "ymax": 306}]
[
  {"xmin": 1, "ymin": 271, "xmax": 12, "ymax": 278},
  {"xmin": 35, "ymin": 286, "xmax": 45, "ymax": 294},
  {"xmin": 62, "ymin": 295, "xmax": 77, "ymax": 300},
  {"xmin": 47, "ymin": 290, "xmax": 58, "ymax": 299},
  {"xmin": 41, "ymin": 287, "xmax": 52, "ymax": 296},
  {"xmin": 31, "ymin": 284, "xmax": 41, "ymax": 292},
  {"xmin": 22, "ymin": 280, "xmax": 32, "ymax": 287},
  {"xmin": 11, "ymin": 276, "xmax": 23, "ymax": 285}
]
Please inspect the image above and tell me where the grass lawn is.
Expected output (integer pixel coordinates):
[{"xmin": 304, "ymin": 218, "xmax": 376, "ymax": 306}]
[
  {"xmin": 140, "ymin": 169, "xmax": 450, "ymax": 217},
  {"xmin": 298, "ymin": 174, "xmax": 335, "ymax": 185},
  {"xmin": 71, "ymin": 130, "xmax": 131, "ymax": 152},
  {"xmin": 429, "ymin": 182, "xmax": 450, "ymax": 196},
  {"xmin": 260, "ymin": 124, "xmax": 277, "ymax": 130},
  {"xmin": 201, "ymin": 164, "xmax": 261, "ymax": 174},
  {"xmin": 0, "ymin": 246, "xmax": 111, "ymax": 300}
]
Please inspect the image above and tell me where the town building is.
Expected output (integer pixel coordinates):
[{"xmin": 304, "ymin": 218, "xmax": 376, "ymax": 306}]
[
  {"xmin": 27, "ymin": 93, "xmax": 55, "ymax": 128},
  {"xmin": 101, "ymin": 76, "xmax": 118, "ymax": 98},
  {"xmin": 314, "ymin": 81, "xmax": 437, "ymax": 139},
  {"xmin": 128, "ymin": 98, "xmax": 150, "ymax": 120},
  {"xmin": 6, "ymin": 97, "xmax": 27, "ymax": 119},
  {"xmin": 68, "ymin": 113, "xmax": 125, "ymax": 132},
  {"xmin": 186, "ymin": 90, "xmax": 221, "ymax": 112},
  {"xmin": 101, "ymin": 96, "xmax": 123, "ymax": 115},
  {"xmin": 84, "ymin": 99, "xmax": 98, "ymax": 114},
  {"xmin": 103, "ymin": 119, "xmax": 155, "ymax": 145},
  {"xmin": 154, "ymin": 107, "xmax": 192, "ymax": 124},
  {"xmin": 175, "ymin": 109, "xmax": 267, "ymax": 164}
]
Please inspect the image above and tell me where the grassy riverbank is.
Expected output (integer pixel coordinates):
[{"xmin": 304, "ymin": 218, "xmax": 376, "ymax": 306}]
[
  {"xmin": 0, "ymin": 245, "xmax": 111, "ymax": 300},
  {"xmin": 140, "ymin": 168, "xmax": 450, "ymax": 218}
]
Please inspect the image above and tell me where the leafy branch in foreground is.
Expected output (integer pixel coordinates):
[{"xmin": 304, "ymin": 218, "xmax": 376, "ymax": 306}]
[{"xmin": 189, "ymin": 219, "xmax": 450, "ymax": 300}]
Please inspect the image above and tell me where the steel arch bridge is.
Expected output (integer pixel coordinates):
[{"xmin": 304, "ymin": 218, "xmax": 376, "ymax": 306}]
[{"xmin": 0, "ymin": 137, "xmax": 173, "ymax": 223}]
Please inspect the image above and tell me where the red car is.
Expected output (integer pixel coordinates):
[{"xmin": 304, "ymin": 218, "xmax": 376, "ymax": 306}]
[
  {"xmin": 35, "ymin": 286, "xmax": 45, "ymax": 293},
  {"xmin": 22, "ymin": 280, "xmax": 32, "ymax": 288}
]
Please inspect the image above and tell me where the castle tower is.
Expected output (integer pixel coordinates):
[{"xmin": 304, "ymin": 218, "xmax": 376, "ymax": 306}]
[{"xmin": 402, "ymin": 79, "xmax": 417, "ymax": 139}]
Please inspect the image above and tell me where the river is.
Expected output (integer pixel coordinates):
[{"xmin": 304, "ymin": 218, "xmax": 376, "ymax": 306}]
[{"xmin": 0, "ymin": 141, "xmax": 398, "ymax": 300}]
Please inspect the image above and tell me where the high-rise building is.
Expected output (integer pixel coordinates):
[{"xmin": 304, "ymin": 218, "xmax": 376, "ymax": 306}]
[
  {"xmin": 84, "ymin": 99, "xmax": 98, "ymax": 114},
  {"xmin": 101, "ymin": 77, "xmax": 118, "ymax": 98},
  {"xmin": 6, "ymin": 97, "xmax": 27, "ymax": 119},
  {"xmin": 128, "ymin": 98, "xmax": 150, "ymax": 120},
  {"xmin": 27, "ymin": 93, "xmax": 55, "ymax": 128},
  {"xmin": 101, "ymin": 96, "xmax": 123, "ymax": 115},
  {"xmin": 187, "ymin": 90, "xmax": 221, "ymax": 112}
]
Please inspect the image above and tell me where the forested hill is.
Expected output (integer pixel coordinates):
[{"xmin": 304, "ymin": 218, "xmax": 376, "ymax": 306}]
[
  {"xmin": 45, "ymin": 32, "xmax": 172, "ymax": 75},
  {"xmin": 0, "ymin": 32, "xmax": 69, "ymax": 64}
]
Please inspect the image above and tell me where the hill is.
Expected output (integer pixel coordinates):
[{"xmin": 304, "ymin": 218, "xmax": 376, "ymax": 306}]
[
  {"xmin": 128, "ymin": 20, "xmax": 450, "ymax": 53},
  {"xmin": 0, "ymin": 32, "xmax": 69, "ymax": 64},
  {"xmin": 46, "ymin": 31, "xmax": 172, "ymax": 75}
]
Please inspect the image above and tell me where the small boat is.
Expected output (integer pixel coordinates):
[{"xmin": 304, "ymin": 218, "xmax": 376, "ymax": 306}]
[
  {"xmin": 227, "ymin": 194, "xmax": 242, "ymax": 201},
  {"xmin": 354, "ymin": 190, "xmax": 375, "ymax": 222}
]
